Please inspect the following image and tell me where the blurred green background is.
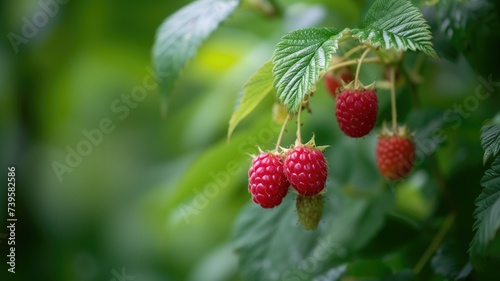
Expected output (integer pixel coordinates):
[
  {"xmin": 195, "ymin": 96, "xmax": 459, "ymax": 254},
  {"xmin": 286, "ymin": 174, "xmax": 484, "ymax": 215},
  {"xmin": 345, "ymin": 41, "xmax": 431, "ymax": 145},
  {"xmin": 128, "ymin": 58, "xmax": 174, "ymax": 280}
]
[{"xmin": 1, "ymin": 0, "xmax": 500, "ymax": 280}]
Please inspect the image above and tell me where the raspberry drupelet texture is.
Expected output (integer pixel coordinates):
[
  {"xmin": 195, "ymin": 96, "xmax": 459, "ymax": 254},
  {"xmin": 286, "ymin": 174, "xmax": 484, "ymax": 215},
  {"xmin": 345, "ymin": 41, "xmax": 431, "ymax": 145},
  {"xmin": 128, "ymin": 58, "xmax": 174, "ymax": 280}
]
[
  {"xmin": 376, "ymin": 135, "xmax": 415, "ymax": 180},
  {"xmin": 248, "ymin": 152, "xmax": 289, "ymax": 208},
  {"xmin": 335, "ymin": 88, "xmax": 378, "ymax": 138},
  {"xmin": 284, "ymin": 146, "xmax": 327, "ymax": 196}
]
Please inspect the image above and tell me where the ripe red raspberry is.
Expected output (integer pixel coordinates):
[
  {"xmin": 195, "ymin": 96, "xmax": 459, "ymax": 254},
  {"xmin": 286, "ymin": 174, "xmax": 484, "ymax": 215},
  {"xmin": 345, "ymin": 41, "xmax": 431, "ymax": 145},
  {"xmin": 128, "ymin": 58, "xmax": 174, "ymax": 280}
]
[
  {"xmin": 335, "ymin": 85, "xmax": 378, "ymax": 138},
  {"xmin": 325, "ymin": 70, "xmax": 354, "ymax": 97},
  {"xmin": 284, "ymin": 145, "xmax": 327, "ymax": 196},
  {"xmin": 248, "ymin": 152, "xmax": 289, "ymax": 208},
  {"xmin": 376, "ymin": 127, "xmax": 415, "ymax": 180}
]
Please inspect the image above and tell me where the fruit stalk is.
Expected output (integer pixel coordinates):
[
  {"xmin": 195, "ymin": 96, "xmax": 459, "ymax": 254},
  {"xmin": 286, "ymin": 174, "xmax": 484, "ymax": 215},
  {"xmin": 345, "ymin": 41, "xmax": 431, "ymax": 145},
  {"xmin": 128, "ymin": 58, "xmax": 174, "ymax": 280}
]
[
  {"xmin": 389, "ymin": 65, "xmax": 398, "ymax": 133},
  {"xmin": 341, "ymin": 44, "xmax": 365, "ymax": 61},
  {"xmin": 325, "ymin": 57, "xmax": 380, "ymax": 75},
  {"xmin": 354, "ymin": 47, "xmax": 371, "ymax": 89},
  {"xmin": 296, "ymin": 104, "xmax": 302, "ymax": 145},
  {"xmin": 275, "ymin": 114, "xmax": 289, "ymax": 152}
]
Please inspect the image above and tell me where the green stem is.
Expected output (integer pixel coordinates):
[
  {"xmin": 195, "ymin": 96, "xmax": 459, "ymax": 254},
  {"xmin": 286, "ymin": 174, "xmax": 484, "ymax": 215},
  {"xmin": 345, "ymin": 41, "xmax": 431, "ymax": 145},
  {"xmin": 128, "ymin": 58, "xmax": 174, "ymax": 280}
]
[
  {"xmin": 296, "ymin": 105, "xmax": 302, "ymax": 145},
  {"xmin": 354, "ymin": 48, "xmax": 371, "ymax": 89},
  {"xmin": 341, "ymin": 45, "xmax": 365, "ymax": 61},
  {"xmin": 390, "ymin": 66, "xmax": 398, "ymax": 133},
  {"xmin": 274, "ymin": 115, "xmax": 289, "ymax": 152},
  {"xmin": 326, "ymin": 57, "xmax": 380, "ymax": 77},
  {"xmin": 413, "ymin": 212, "xmax": 456, "ymax": 274}
]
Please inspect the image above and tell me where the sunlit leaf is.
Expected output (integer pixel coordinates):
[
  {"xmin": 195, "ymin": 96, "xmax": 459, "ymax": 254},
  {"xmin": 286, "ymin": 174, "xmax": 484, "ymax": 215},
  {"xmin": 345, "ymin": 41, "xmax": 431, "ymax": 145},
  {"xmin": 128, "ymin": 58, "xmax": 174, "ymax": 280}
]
[
  {"xmin": 272, "ymin": 27, "xmax": 345, "ymax": 113},
  {"xmin": 228, "ymin": 61, "xmax": 275, "ymax": 140},
  {"xmin": 350, "ymin": 0, "xmax": 438, "ymax": 59},
  {"xmin": 152, "ymin": 0, "xmax": 240, "ymax": 109}
]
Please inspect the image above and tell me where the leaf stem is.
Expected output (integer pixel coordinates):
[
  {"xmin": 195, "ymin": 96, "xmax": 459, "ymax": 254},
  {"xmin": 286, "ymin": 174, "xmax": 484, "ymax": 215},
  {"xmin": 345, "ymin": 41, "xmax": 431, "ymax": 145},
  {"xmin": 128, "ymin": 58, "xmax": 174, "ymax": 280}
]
[
  {"xmin": 413, "ymin": 212, "xmax": 456, "ymax": 274},
  {"xmin": 355, "ymin": 47, "xmax": 371, "ymax": 89},
  {"xmin": 326, "ymin": 57, "xmax": 380, "ymax": 74},
  {"xmin": 274, "ymin": 115, "xmax": 289, "ymax": 152},
  {"xmin": 389, "ymin": 65, "xmax": 398, "ymax": 133},
  {"xmin": 341, "ymin": 44, "xmax": 365, "ymax": 61}
]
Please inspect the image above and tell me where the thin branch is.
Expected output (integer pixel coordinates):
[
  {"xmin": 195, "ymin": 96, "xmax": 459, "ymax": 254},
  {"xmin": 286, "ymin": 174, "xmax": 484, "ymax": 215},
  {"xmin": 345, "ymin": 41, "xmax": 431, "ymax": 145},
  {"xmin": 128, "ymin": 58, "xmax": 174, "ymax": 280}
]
[
  {"xmin": 390, "ymin": 66, "xmax": 398, "ymax": 133},
  {"xmin": 413, "ymin": 212, "xmax": 456, "ymax": 274},
  {"xmin": 274, "ymin": 115, "xmax": 289, "ymax": 152},
  {"xmin": 355, "ymin": 48, "xmax": 371, "ymax": 89}
]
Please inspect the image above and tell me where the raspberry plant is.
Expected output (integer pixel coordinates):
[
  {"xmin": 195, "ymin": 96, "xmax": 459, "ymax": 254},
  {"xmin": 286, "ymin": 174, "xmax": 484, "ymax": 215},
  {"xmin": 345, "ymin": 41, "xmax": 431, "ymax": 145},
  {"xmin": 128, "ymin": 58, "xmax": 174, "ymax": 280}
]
[{"xmin": 151, "ymin": 0, "xmax": 500, "ymax": 280}]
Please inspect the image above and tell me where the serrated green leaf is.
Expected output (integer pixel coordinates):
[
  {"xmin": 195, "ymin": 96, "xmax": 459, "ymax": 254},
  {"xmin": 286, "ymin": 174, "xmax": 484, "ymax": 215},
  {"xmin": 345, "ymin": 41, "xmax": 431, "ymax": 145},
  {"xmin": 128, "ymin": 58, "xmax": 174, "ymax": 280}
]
[
  {"xmin": 431, "ymin": 240, "xmax": 472, "ymax": 280},
  {"xmin": 470, "ymin": 156, "xmax": 500, "ymax": 256},
  {"xmin": 232, "ymin": 190, "xmax": 394, "ymax": 281},
  {"xmin": 351, "ymin": 0, "xmax": 438, "ymax": 59},
  {"xmin": 152, "ymin": 0, "xmax": 240, "ymax": 108},
  {"xmin": 435, "ymin": 0, "xmax": 500, "ymax": 78},
  {"xmin": 228, "ymin": 61, "xmax": 275, "ymax": 140},
  {"xmin": 272, "ymin": 27, "xmax": 346, "ymax": 113},
  {"xmin": 481, "ymin": 122, "xmax": 500, "ymax": 165}
]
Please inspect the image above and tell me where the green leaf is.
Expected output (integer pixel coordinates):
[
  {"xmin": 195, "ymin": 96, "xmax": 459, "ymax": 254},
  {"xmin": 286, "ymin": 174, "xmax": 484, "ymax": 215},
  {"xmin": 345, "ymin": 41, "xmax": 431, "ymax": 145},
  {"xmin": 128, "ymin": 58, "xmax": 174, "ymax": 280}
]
[
  {"xmin": 481, "ymin": 121, "xmax": 500, "ymax": 165},
  {"xmin": 311, "ymin": 264, "xmax": 347, "ymax": 281},
  {"xmin": 232, "ymin": 189, "xmax": 394, "ymax": 281},
  {"xmin": 152, "ymin": 0, "xmax": 240, "ymax": 107},
  {"xmin": 431, "ymin": 240, "xmax": 472, "ymax": 280},
  {"xmin": 470, "ymin": 156, "xmax": 500, "ymax": 256},
  {"xmin": 350, "ymin": 0, "xmax": 438, "ymax": 59},
  {"xmin": 383, "ymin": 269, "xmax": 417, "ymax": 281},
  {"xmin": 435, "ymin": 0, "xmax": 500, "ymax": 79},
  {"xmin": 145, "ymin": 114, "xmax": 280, "ymax": 230},
  {"xmin": 272, "ymin": 27, "xmax": 345, "ymax": 113},
  {"xmin": 228, "ymin": 61, "xmax": 275, "ymax": 140},
  {"xmin": 344, "ymin": 260, "xmax": 392, "ymax": 279}
]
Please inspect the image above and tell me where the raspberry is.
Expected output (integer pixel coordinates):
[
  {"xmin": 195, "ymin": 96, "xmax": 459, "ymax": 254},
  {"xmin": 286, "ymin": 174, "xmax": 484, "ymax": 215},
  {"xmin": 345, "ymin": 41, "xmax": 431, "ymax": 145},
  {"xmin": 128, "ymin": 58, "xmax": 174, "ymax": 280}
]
[
  {"xmin": 284, "ymin": 145, "xmax": 327, "ymax": 196},
  {"xmin": 248, "ymin": 152, "xmax": 289, "ymax": 208},
  {"xmin": 376, "ymin": 127, "xmax": 415, "ymax": 180},
  {"xmin": 324, "ymin": 70, "xmax": 354, "ymax": 97},
  {"xmin": 296, "ymin": 194, "xmax": 324, "ymax": 230},
  {"xmin": 335, "ymin": 84, "xmax": 378, "ymax": 138}
]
